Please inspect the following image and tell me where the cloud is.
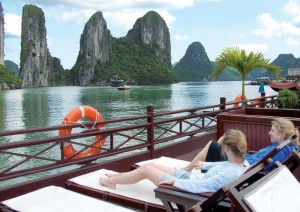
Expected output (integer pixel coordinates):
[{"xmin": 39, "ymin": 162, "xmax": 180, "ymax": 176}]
[
  {"xmin": 60, "ymin": 9, "xmax": 95, "ymax": 23},
  {"xmin": 253, "ymin": 13, "xmax": 300, "ymax": 38},
  {"xmin": 252, "ymin": 13, "xmax": 280, "ymax": 38},
  {"xmin": 237, "ymin": 44, "xmax": 268, "ymax": 53},
  {"xmin": 284, "ymin": 0, "xmax": 300, "ymax": 23},
  {"xmin": 103, "ymin": 10, "xmax": 176, "ymax": 36},
  {"xmin": 19, "ymin": 0, "xmax": 195, "ymax": 10},
  {"xmin": 198, "ymin": 0, "xmax": 222, "ymax": 2},
  {"xmin": 280, "ymin": 21, "xmax": 300, "ymax": 36},
  {"xmin": 22, "ymin": 0, "xmax": 186, "ymax": 36},
  {"xmin": 4, "ymin": 13, "xmax": 21, "ymax": 38},
  {"xmin": 174, "ymin": 34, "xmax": 191, "ymax": 40},
  {"xmin": 285, "ymin": 37, "xmax": 300, "ymax": 45}
]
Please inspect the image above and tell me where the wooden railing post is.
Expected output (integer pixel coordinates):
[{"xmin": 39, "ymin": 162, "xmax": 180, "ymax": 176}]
[
  {"xmin": 147, "ymin": 105, "xmax": 154, "ymax": 158},
  {"xmin": 261, "ymin": 92, "xmax": 266, "ymax": 108},
  {"xmin": 220, "ymin": 97, "xmax": 226, "ymax": 110}
]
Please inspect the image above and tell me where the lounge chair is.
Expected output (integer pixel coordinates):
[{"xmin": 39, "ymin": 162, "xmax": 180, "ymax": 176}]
[
  {"xmin": 133, "ymin": 156, "xmax": 190, "ymax": 169},
  {"xmin": 189, "ymin": 148, "xmax": 300, "ymax": 212},
  {"xmin": 65, "ymin": 169, "xmax": 166, "ymax": 211},
  {"xmin": 65, "ymin": 156, "xmax": 198, "ymax": 211},
  {"xmin": 154, "ymin": 136, "xmax": 295, "ymax": 212},
  {"xmin": 0, "ymin": 186, "xmax": 133, "ymax": 212},
  {"xmin": 228, "ymin": 164, "xmax": 300, "ymax": 212},
  {"xmin": 282, "ymin": 148, "xmax": 300, "ymax": 173}
]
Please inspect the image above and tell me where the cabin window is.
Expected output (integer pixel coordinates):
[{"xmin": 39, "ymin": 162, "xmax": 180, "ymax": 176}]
[{"xmin": 32, "ymin": 52, "xmax": 36, "ymax": 57}]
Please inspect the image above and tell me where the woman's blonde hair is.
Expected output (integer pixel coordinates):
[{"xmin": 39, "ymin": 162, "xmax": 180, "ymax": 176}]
[
  {"xmin": 222, "ymin": 129, "xmax": 247, "ymax": 162},
  {"xmin": 271, "ymin": 118, "xmax": 300, "ymax": 147}
]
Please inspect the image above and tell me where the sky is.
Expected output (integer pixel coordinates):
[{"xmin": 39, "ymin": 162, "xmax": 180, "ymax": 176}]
[{"xmin": 2, "ymin": 0, "xmax": 300, "ymax": 69}]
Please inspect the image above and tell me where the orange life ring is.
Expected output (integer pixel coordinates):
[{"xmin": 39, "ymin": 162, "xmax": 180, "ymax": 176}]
[
  {"xmin": 59, "ymin": 106, "xmax": 105, "ymax": 159},
  {"xmin": 233, "ymin": 94, "xmax": 247, "ymax": 108},
  {"xmin": 252, "ymin": 97, "xmax": 262, "ymax": 107}
]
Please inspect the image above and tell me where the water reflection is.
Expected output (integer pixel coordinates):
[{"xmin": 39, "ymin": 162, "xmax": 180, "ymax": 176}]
[
  {"xmin": 78, "ymin": 85, "xmax": 172, "ymax": 120},
  {"xmin": 0, "ymin": 91, "xmax": 4, "ymax": 131},
  {"xmin": 171, "ymin": 81, "xmax": 277, "ymax": 111},
  {"xmin": 22, "ymin": 88, "xmax": 50, "ymax": 130},
  {"xmin": 47, "ymin": 86, "xmax": 83, "ymax": 126}
]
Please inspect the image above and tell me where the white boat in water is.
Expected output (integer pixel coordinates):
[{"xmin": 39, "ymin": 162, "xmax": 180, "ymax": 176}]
[{"xmin": 117, "ymin": 85, "xmax": 130, "ymax": 90}]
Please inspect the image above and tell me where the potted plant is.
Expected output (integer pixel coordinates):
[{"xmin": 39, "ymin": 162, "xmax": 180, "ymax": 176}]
[{"xmin": 277, "ymin": 88, "xmax": 300, "ymax": 109}]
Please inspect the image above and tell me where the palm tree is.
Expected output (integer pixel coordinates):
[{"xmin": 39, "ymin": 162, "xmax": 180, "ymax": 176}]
[{"xmin": 212, "ymin": 47, "xmax": 280, "ymax": 107}]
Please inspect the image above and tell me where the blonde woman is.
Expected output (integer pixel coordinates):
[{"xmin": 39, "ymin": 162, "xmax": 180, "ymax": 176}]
[
  {"xmin": 100, "ymin": 129, "xmax": 247, "ymax": 193},
  {"xmin": 184, "ymin": 118, "xmax": 299, "ymax": 172}
]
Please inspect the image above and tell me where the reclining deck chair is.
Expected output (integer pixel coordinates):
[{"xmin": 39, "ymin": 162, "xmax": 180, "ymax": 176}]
[
  {"xmin": 65, "ymin": 156, "xmax": 193, "ymax": 211},
  {"xmin": 228, "ymin": 163, "xmax": 300, "ymax": 212},
  {"xmin": 0, "ymin": 186, "xmax": 133, "ymax": 212},
  {"xmin": 154, "ymin": 136, "xmax": 296, "ymax": 212},
  {"xmin": 282, "ymin": 148, "xmax": 300, "ymax": 173},
  {"xmin": 189, "ymin": 148, "xmax": 300, "ymax": 212},
  {"xmin": 65, "ymin": 169, "xmax": 166, "ymax": 211}
]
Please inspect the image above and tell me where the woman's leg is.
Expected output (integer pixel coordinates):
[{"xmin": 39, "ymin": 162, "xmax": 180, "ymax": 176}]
[
  {"xmin": 105, "ymin": 162, "xmax": 176, "ymax": 178},
  {"xmin": 100, "ymin": 163, "xmax": 166, "ymax": 189},
  {"xmin": 147, "ymin": 162, "xmax": 176, "ymax": 175},
  {"xmin": 105, "ymin": 172, "xmax": 121, "ymax": 177}
]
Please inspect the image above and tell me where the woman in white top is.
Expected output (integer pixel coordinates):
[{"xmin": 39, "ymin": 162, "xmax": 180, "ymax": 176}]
[{"xmin": 99, "ymin": 129, "xmax": 247, "ymax": 193}]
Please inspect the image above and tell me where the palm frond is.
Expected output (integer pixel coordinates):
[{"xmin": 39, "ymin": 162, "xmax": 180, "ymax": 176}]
[{"xmin": 212, "ymin": 46, "xmax": 280, "ymax": 107}]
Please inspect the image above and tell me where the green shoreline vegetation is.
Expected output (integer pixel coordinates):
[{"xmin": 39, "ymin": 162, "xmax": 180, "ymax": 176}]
[{"xmin": 0, "ymin": 64, "xmax": 22, "ymax": 89}]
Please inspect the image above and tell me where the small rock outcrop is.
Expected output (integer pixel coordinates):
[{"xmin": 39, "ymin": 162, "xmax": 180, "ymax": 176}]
[
  {"xmin": 173, "ymin": 42, "xmax": 212, "ymax": 81},
  {"xmin": 19, "ymin": 5, "xmax": 51, "ymax": 87},
  {"xmin": 5, "ymin": 60, "xmax": 19, "ymax": 75},
  {"xmin": 73, "ymin": 12, "xmax": 111, "ymax": 85},
  {"xmin": 48, "ymin": 56, "xmax": 65, "ymax": 86},
  {"xmin": 0, "ymin": 64, "xmax": 21, "ymax": 90},
  {"xmin": 127, "ymin": 11, "xmax": 171, "ymax": 66}
]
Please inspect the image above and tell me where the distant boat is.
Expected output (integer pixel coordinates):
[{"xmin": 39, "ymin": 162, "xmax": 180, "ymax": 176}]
[
  {"xmin": 111, "ymin": 75, "xmax": 124, "ymax": 87},
  {"xmin": 269, "ymin": 80, "xmax": 300, "ymax": 93},
  {"xmin": 117, "ymin": 85, "xmax": 130, "ymax": 90},
  {"xmin": 246, "ymin": 77, "xmax": 270, "ymax": 85}
]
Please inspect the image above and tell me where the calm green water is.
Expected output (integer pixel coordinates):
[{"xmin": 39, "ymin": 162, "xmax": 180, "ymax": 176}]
[{"xmin": 0, "ymin": 81, "xmax": 277, "ymax": 132}]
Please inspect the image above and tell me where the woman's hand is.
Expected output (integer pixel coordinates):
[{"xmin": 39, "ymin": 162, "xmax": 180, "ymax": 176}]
[
  {"xmin": 193, "ymin": 160, "xmax": 204, "ymax": 170},
  {"xmin": 159, "ymin": 179, "xmax": 175, "ymax": 185}
]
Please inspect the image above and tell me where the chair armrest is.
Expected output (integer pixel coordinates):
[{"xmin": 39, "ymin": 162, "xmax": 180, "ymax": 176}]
[
  {"xmin": 155, "ymin": 184, "xmax": 230, "ymax": 211},
  {"xmin": 154, "ymin": 185, "xmax": 208, "ymax": 211},
  {"xmin": 158, "ymin": 184, "xmax": 213, "ymax": 198}
]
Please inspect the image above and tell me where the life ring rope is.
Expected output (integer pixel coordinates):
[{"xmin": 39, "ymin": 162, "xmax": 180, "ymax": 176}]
[
  {"xmin": 59, "ymin": 106, "xmax": 106, "ymax": 159},
  {"xmin": 61, "ymin": 106, "xmax": 101, "ymax": 136}
]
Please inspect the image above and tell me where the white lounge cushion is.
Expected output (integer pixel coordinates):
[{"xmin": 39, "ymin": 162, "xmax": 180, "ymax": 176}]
[
  {"xmin": 135, "ymin": 156, "xmax": 190, "ymax": 169},
  {"xmin": 243, "ymin": 166, "xmax": 300, "ymax": 212},
  {"xmin": 69, "ymin": 157, "xmax": 204, "ymax": 206},
  {"xmin": 135, "ymin": 156, "xmax": 202, "ymax": 174},
  {"xmin": 69, "ymin": 169, "xmax": 163, "ymax": 206},
  {"xmin": 3, "ymin": 186, "xmax": 133, "ymax": 212}
]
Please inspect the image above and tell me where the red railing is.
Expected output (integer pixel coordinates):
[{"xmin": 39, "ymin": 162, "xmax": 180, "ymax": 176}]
[{"xmin": 0, "ymin": 94, "xmax": 277, "ymax": 187}]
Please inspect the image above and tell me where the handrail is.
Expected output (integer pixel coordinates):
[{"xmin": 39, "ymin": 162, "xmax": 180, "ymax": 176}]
[{"xmin": 0, "ymin": 94, "xmax": 277, "ymax": 186}]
